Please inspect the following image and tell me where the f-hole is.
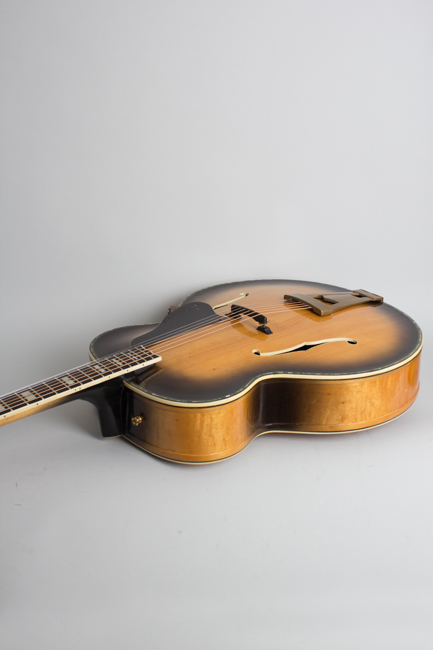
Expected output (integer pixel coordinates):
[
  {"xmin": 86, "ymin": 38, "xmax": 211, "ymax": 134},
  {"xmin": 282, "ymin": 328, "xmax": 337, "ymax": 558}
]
[{"xmin": 252, "ymin": 338, "xmax": 358, "ymax": 356}]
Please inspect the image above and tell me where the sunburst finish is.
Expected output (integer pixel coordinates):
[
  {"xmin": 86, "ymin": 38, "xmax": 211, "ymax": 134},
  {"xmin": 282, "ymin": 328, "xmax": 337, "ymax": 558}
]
[{"xmin": 90, "ymin": 280, "xmax": 422, "ymax": 463}]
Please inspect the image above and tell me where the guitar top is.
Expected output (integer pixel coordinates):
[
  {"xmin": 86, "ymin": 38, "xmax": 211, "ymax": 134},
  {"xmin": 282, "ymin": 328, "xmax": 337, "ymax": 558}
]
[{"xmin": 1, "ymin": 279, "xmax": 422, "ymax": 463}]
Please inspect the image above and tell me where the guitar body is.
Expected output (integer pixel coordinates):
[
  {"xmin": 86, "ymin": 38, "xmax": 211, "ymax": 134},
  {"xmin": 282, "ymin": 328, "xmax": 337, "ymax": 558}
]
[{"xmin": 89, "ymin": 280, "xmax": 422, "ymax": 463}]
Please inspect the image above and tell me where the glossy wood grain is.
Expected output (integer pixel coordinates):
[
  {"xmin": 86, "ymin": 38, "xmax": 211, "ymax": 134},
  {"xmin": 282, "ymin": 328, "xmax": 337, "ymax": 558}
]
[
  {"xmin": 90, "ymin": 279, "xmax": 422, "ymax": 463},
  {"xmin": 123, "ymin": 280, "xmax": 420, "ymax": 406},
  {"xmin": 123, "ymin": 355, "xmax": 420, "ymax": 463}
]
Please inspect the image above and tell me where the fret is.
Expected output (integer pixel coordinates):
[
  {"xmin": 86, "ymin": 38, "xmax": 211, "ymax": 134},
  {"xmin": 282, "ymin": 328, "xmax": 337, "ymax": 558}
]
[
  {"xmin": 122, "ymin": 350, "xmax": 149, "ymax": 364},
  {"xmin": 90, "ymin": 362, "xmax": 112, "ymax": 376},
  {"xmin": 43, "ymin": 377, "xmax": 68, "ymax": 391},
  {"xmin": 110, "ymin": 353, "xmax": 136, "ymax": 370},
  {"xmin": 0, "ymin": 345, "xmax": 162, "ymax": 423},
  {"xmin": 111, "ymin": 352, "xmax": 130, "ymax": 364},
  {"xmin": 133, "ymin": 347, "xmax": 151, "ymax": 359},
  {"xmin": 0, "ymin": 399, "xmax": 12, "ymax": 414},
  {"xmin": 80, "ymin": 365, "xmax": 102, "ymax": 380},
  {"xmin": 112, "ymin": 358, "xmax": 134, "ymax": 370},
  {"xmin": 58, "ymin": 376, "xmax": 81, "ymax": 389},
  {"xmin": 100, "ymin": 359, "xmax": 122, "ymax": 373},
  {"xmin": 32, "ymin": 381, "xmax": 57, "ymax": 399},
  {"xmin": 16, "ymin": 389, "xmax": 40, "ymax": 404},
  {"xmin": 111, "ymin": 354, "xmax": 132, "ymax": 365},
  {"xmin": 24, "ymin": 384, "xmax": 48, "ymax": 399},
  {"xmin": 109, "ymin": 361, "xmax": 134, "ymax": 373},
  {"xmin": 105, "ymin": 360, "xmax": 123, "ymax": 371},
  {"xmin": 2, "ymin": 393, "xmax": 27, "ymax": 408},
  {"xmin": 124, "ymin": 346, "xmax": 143, "ymax": 357},
  {"xmin": 68, "ymin": 369, "xmax": 94, "ymax": 384}
]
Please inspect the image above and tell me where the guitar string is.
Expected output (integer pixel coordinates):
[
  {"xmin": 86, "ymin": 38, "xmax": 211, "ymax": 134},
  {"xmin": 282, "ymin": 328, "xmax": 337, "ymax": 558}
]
[
  {"xmin": 214, "ymin": 300, "xmax": 305, "ymax": 310},
  {"xmin": 0, "ymin": 306, "xmax": 312, "ymax": 411},
  {"xmin": 143, "ymin": 307, "xmax": 312, "ymax": 373},
  {"xmin": 166, "ymin": 284, "xmax": 371, "ymax": 361},
  {"xmin": 152, "ymin": 300, "xmax": 306, "ymax": 341},
  {"xmin": 3, "ymin": 304, "xmax": 310, "ymax": 390},
  {"xmin": 116, "ymin": 304, "xmax": 312, "ymax": 358},
  {"xmin": 120, "ymin": 301, "xmax": 310, "ymax": 353},
  {"xmin": 1, "ymin": 305, "xmax": 312, "ymax": 408},
  {"xmin": 122, "ymin": 308, "xmax": 315, "ymax": 399},
  {"xmin": 1, "ymin": 302, "xmax": 313, "ymax": 408},
  {"xmin": 1, "ymin": 302, "xmax": 314, "ymax": 408},
  {"xmin": 143, "ymin": 305, "xmax": 312, "ymax": 359},
  {"xmin": 0, "ymin": 303, "xmax": 305, "ymax": 405}
]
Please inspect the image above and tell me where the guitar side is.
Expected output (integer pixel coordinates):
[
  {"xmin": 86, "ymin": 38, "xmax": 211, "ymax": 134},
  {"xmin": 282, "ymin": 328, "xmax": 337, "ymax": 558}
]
[{"xmin": 90, "ymin": 280, "xmax": 422, "ymax": 464}]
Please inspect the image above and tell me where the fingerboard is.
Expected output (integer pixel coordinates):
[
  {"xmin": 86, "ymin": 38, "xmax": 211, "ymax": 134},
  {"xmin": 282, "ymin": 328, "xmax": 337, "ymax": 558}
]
[{"xmin": 0, "ymin": 345, "xmax": 161, "ymax": 424}]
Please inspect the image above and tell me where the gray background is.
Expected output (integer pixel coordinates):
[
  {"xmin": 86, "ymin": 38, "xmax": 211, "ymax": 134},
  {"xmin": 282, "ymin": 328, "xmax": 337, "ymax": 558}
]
[{"xmin": 1, "ymin": 1, "xmax": 432, "ymax": 648}]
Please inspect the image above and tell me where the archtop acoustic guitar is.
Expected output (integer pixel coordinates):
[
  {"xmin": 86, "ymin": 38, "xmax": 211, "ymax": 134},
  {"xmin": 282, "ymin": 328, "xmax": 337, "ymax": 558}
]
[{"xmin": 0, "ymin": 280, "xmax": 422, "ymax": 463}]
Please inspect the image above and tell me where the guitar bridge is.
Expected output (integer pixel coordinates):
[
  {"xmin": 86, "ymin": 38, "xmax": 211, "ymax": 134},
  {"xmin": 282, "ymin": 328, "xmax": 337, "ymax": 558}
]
[{"xmin": 226, "ymin": 304, "xmax": 273, "ymax": 335}]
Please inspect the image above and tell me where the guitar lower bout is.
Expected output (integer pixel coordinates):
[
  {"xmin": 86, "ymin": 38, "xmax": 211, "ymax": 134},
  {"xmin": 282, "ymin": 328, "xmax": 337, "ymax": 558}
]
[{"xmin": 122, "ymin": 353, "xmax": 421, "ymax": 464}]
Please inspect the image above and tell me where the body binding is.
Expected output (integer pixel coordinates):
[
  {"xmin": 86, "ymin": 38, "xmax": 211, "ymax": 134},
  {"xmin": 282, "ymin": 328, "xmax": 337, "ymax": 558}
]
[{"xmin": 90, "ymin": 280, "xmax": 422, "ymax": 463}]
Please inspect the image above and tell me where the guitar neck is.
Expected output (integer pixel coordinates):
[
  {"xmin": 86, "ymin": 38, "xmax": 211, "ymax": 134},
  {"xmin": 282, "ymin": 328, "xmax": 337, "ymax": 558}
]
[{"xmin": 0, "ymin": 345, "xmax": 161, "ymax": 427}]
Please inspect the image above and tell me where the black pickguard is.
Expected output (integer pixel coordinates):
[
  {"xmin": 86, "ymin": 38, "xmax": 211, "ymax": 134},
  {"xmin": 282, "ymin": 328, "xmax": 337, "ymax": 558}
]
[
  {"xmin": 131, "ymin": 302, "xmax": 224, "ymax": 347},
  {"xmin": 81, "ymin": 302, "xmax": 224, "ymax": 437}
]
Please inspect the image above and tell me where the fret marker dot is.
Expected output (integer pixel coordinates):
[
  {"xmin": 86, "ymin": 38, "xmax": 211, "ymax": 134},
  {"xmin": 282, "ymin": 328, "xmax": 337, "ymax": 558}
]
[
  {"xmin": 21, "ymin": 390, "xmax": 36, "ymax": 400},
  {"xmin": 60, "ymin": 377, "xmax": 75, "ymax": 385}
]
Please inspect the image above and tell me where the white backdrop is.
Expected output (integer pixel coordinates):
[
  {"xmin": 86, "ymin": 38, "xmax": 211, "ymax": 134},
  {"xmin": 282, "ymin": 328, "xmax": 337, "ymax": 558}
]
[{"xmin": 1, "ymin": 2, "xmax": 432, "ymax": 648}]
